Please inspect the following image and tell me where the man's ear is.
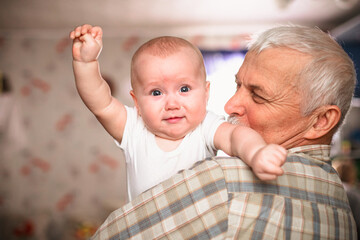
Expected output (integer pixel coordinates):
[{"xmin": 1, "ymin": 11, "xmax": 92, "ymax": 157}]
[
  {"xmin": 304, "ymin": 105, "xmax": 341, "ymax": 140},
  {"xmin": 130, "ymin": 90, "xmax": 141, "ymax": 116}
]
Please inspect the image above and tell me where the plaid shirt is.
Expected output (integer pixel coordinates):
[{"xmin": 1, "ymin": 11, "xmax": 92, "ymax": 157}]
[{"xmin": 92, "ymin": 145, "xmax": 357, "ymax": 239}]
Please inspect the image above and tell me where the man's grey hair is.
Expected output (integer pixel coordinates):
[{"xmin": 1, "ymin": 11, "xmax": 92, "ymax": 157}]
[{"xmin": 248, "ymin": 25, "xmax": 356, "ymax": 129}]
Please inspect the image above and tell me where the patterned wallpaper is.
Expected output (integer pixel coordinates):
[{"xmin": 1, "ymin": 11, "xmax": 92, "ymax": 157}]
[
  {"xmin": 0, "ymin": 31, "xmax": 249, "ymax": 239},
  {"xmin": 0, "ymin": 34, "xmax": 139, "ymax": 240}
]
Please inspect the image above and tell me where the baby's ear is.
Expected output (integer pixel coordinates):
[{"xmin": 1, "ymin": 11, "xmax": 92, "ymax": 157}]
[
  {"xmin": 205, "ymin": 81, "xmax": 210, "ymax": 102},
  {"xmin": 129, "ymin": 90, "xmax": 140, "ymax": 115},
  {"xmin": 304, "ymin": 105, "xmax": 341, "ymax": 140}
]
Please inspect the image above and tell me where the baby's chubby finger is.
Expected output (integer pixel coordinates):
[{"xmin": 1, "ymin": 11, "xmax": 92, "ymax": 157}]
[
  {"xmin": 74, "ymin": 26, "xmax": 83, "ymax": 38},
  {"xmin": 69, "ymin": 26, "xmax": 82, "ymax": 39},
  {"xmin": 270, "ymin": 144, "xmax": 287, "ymax": 162},
  {"xmin": 272, "ymin": 166, "xmax": 284, "ymax": 176},
  {"xmin": 69, "ymin": 27, "xmax": 79, "ymax": 39},
  {"xmin": 80, "ymin": 33, "xmax": 97, "ymax": 43},
  {"xmin": 69, "ymin": 31, "xmax": 75, "ymax": 39},
  {"xmin": 90, "ymin": 26, "xmax": 103, "ymax": 40},
  {"xmin": 81, "ymin": 24, "xmax": 93, "ymax": 35},
  {"xmin": 262, "ymin": 160, "xmax": 284, "ymax": 176}
]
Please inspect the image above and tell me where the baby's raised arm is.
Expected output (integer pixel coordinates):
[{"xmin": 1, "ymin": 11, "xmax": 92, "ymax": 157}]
[
  {"xmin": 214, "ymin": 122, "xmax": 287, "ymax": 181},
  {"xmin": 70, "ymin": 24, "xmax": 126, "ymax": 143}
]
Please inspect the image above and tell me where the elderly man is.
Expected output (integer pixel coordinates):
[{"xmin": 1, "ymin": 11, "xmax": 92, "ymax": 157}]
[{"xmin": 92, "ymin": 25, "xmax": 357, "ymax": 239}]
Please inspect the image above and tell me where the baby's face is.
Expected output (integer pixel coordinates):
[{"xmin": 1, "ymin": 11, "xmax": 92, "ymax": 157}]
[{"xmin": 131, "ymin": 48, "xmax": 209, "ymax": 141}]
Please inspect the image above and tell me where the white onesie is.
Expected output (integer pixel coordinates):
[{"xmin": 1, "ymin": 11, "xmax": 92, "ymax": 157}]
[{"xmin": 116, "ymin": 106, "xmax": 225, "ymax": 201}]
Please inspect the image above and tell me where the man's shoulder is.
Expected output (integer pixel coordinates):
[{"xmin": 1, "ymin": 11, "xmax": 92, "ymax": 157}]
[
  {"xmin": 208, "ymin": 153, "xmax": 338, "ymax": 184},
  {"xmin": 208, "ymin": 153, "xmax": 330, "ymax": 170}
]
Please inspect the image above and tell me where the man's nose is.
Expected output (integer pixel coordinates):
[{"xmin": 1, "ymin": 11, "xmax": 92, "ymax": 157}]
[
  {"xmin": 165, "ymin": 94, "xmax": 180, "ymax": 110},
  {"xmin": 224, "ymin": 90, "xmax": 246, "ymax": 116}
]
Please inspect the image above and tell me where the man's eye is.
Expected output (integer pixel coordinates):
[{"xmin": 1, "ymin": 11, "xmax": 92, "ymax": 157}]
[
  {"xmin": 252, "ymin": 93, "xmax": 267, "ymax": 103},
  {"xmin": 151, "ymin": 90, "xmax": 162, "ymax": 96},
  {"xmin": 180, "ymin": 86, "xmax": 190, "ymax": 92}
]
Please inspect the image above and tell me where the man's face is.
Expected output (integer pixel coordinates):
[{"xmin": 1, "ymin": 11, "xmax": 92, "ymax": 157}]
[{"xmin": 225, "ymin": 47, "xmax": 314, "ymax": 149}]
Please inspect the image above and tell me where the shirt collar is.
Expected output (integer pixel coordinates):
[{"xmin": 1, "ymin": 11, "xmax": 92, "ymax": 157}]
[{"xmin": 287, "ymin": 145, "xmax": 331, "ymax": 164}]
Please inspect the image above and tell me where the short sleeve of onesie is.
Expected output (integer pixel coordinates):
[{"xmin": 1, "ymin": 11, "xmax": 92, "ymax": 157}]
[{"xmin": 115, "ymin": 106, "xmax": 140, "ymax": 164}]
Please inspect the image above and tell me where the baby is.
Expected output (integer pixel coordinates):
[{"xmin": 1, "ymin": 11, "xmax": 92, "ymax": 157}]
[{"xmin": 70, "ymin": 24, "xmax": 287, "ymax": 201}]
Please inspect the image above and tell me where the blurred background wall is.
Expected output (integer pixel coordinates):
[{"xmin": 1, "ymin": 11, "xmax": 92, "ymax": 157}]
[{"xmin": 0, "ymin": 0, "xmax": 360, "ymax": 239}]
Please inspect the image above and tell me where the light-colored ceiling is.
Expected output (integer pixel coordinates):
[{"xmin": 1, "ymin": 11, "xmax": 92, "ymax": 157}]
[{"xmin": 1, "ymin": 0, "xmax": 360, "ymax": 40}]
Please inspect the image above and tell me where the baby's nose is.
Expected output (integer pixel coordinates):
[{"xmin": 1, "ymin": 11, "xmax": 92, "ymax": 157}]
[{"xmin": 165, "ymin": 94, "xmax": 180, "ymax": 110}]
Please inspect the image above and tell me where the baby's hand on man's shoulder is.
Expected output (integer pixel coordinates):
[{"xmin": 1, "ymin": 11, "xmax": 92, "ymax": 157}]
[{"xmin": 251, "ymin": 144, "xmax": 287, "ymax": 181}]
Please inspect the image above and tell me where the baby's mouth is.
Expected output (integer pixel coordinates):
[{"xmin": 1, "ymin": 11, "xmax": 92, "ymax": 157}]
[{"xmin": 165, "ymin": 116, "xmax": 183, "ymax": 123}]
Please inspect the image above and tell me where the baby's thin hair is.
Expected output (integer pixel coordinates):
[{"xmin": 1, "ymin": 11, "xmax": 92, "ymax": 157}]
[
  {"xmin": 131, "ymin": 36, "xmax": 206, "ymax": 86},
  {"xmin": 133, "ymin": 36, "xmax": 202, "ymax": 59}
]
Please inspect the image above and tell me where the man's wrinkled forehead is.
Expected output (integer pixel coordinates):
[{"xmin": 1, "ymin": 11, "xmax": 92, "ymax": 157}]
[{"xmin": 235, "ymin": 49, "xmax": 305, "ymax": 98}]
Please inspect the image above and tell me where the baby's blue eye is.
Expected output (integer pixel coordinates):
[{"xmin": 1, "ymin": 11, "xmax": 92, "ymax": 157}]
[
  {"xmin": 180, "ymin": 86, "xmax": 190, "ymax": 92},
  {"xmin": 151, "ymin": 90, "xmax": 162, "ymax": 96}
]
